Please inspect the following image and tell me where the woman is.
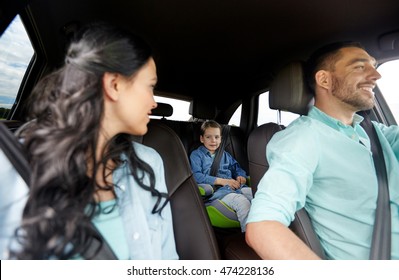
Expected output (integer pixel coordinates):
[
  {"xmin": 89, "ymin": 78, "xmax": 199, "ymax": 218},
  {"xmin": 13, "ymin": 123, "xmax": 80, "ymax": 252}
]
[{"xmin": 13, "ymin": 22, "xmax": 178, "ymax": 259}]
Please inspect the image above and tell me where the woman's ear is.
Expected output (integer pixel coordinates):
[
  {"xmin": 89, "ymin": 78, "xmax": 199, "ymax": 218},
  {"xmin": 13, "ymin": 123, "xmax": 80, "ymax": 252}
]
[
  {"xmin": 315, "ymin": 70, "xmax": 331, "ymax": 91},
  {"xmin": 102, "ymin": 72, "xmax": 120, "ymax": 101}
]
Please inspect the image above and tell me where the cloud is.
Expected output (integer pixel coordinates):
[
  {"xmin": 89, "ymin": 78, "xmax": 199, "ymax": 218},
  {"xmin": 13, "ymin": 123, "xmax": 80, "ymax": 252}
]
[{"xmin": 0, "ymin": 15, "xmax": 34, "ymax": 101}]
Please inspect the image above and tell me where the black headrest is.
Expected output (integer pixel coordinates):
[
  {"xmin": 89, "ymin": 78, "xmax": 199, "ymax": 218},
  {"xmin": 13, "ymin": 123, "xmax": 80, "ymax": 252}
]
[
  {"xmin": 151, "ymin": 102, "xmax": 173, "ymax": 118},
  {"xmin": 269, "ymin": 61, "xmax": 314, "ymax": 115},
  {"xmin": 189, "ymin": 98, "xmax": 216, "ymax": 120}
]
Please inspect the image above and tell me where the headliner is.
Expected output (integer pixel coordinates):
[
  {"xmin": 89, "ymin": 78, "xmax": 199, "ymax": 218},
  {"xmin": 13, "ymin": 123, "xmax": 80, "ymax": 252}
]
[{"xmin": 18, "ymin": 0, "xmax": 399, "ymax": 108}]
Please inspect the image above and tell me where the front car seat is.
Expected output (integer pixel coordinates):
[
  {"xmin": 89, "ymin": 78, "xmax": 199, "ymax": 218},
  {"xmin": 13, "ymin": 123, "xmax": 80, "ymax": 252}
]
[
  {"xmin": 247, "ymin": 61, "xmax": 326, "ymax": 259},
  {"xmin": 134, "ymin": 121, "xmax": 221, "ymax": 259}
]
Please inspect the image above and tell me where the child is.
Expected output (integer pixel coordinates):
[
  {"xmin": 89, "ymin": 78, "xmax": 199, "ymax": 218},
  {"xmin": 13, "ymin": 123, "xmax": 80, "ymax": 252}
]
[{"xmin": 190, "ymin": 120, "xmax": 253, "ymax": 232}]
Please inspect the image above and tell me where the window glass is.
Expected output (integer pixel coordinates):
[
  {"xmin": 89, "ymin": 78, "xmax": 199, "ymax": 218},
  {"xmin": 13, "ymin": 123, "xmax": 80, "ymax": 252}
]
[
  {"xmin": 153, "ymin": 96, "xmax": 191, "ymax": 121},
  {"xmin": 229, "ymin": 105, "xmax": 241, "ymax": 126},
  {"xmin": 228, "ymin": 92, "xmax": 299, "ymax": 127},
  {"xmin": 0, "ymin": 15, "xmax": 34, "ymax": 119},
  {"xmin": 377, "ymin": 60, "xmax": 399, "ymax": 122},
  {"xmin": 257, "ymin": 92, "xmax": 298, "ymax": 126}
]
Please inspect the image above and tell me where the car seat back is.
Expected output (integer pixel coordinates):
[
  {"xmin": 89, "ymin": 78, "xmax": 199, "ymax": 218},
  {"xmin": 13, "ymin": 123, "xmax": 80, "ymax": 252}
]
[
  {"xmin": 150, "ymin": 102, "xmax": 259, "ymax": 259},
  {"xmin": 247, "ymin": 61, "xmax": 326, "ymax": 259},
  {"xmin": 153, "ymin": 101, "xmax": 243, "ymax": 229},
  {"xmin": 133, "ymin": 121, "xmax": 221, "ymax": 259}
]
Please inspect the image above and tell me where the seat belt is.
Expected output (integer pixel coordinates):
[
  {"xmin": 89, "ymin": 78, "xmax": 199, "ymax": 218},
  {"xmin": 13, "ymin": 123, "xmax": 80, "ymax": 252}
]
[
  {"xmin": 82, "ymin": 223, "xmax": 118, "ymax": 260},
  {"xmin": 209, "ymin": 125, "xmax": 230, "ymax": 176},
  {"xmin": 0, "ymin": 123, "xmax": 30, "ymax": 185},
  {"xmin": 359, "ymin": 110, "xmax": 391, "ymax": 260},
  {"xmin": 0, "ymin": 123, "xmax": 117, "ymax": 259}
]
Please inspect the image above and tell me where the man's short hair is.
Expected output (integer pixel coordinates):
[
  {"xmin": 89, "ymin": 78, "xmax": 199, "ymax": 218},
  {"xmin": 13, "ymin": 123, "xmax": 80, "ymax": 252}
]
[{"xmin": 304, "ymin": 41, "xmax": 365, "ymax": 94}]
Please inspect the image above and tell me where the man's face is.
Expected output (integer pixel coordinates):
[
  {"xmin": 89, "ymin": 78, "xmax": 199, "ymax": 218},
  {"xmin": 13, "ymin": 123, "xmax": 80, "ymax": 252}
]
[{"xmin": 330, "ymin": 47, "xmax": 381, "ymax": 111}]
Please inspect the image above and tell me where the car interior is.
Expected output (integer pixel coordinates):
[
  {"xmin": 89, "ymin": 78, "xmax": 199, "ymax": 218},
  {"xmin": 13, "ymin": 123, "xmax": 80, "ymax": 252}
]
[{"xmin": 1, "ymin": 0, "xmax": 399, "ymax": 259}]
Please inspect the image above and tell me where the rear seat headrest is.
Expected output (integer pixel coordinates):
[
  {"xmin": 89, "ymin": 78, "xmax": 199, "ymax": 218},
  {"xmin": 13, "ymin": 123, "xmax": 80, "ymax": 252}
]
[
  {"xmin": 152, "ymin": 102, "xmax": 173, "ymax": 118},
  {"xmin": 189, "ymin": 98, "xmax": 216, "ymax": 120},
  {"xmin": 269, "ymin": 61, "xmax": 314, "ymax": 115}
]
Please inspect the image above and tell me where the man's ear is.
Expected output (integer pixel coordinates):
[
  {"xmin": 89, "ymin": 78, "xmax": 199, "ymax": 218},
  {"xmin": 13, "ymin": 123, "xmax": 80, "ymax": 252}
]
[
  {"xmin": 315, "ymin": 70, "xmax": 331, "ymax": 91},
  {"xmin": 102, "ymin": 72, "xmax": 120, "ymax": 101}
]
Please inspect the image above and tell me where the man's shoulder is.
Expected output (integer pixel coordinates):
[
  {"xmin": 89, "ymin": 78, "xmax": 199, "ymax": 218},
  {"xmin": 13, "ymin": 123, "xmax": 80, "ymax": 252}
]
[
  {"xmin": 270, "ymin": 116, "xmax": 319, "ymax": 143},
  {"xmin": 281, "ymin": 115, "xmax": 317, "ymax": 132}
]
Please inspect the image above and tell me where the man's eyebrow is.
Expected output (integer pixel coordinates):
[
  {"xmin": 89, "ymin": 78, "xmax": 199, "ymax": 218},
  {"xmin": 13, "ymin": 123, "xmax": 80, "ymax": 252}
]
[{"xmin": 346, "ymin": 57, "xmax": 377, "ymax": 67}]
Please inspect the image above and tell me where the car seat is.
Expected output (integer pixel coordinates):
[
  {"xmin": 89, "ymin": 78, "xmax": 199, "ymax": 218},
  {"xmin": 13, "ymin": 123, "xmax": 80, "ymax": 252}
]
[
  {"xmin": 150, "ymin": 102, "xmax": 259, "ymax": 259},
  {"xmin": 133, "ymin": 120, "xmax": 222, "ymax": 259},
  {"xmin": 247, "ymin": 61, "xmax": 326, "ymax": 259},
  {"xmin": 188, "ymin": 99, "xmax": 242, "ymax": 229},
  {"xmin": 151, "ymin": 102, "xmax": 241, "ymax": 228}
]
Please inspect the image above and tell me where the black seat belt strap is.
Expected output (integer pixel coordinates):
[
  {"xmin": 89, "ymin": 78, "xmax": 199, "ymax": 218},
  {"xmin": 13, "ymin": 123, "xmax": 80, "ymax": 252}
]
[
  {"xmin": 209, "ymin": 125, "xmax": 230, "ymax": 176},
  {"xmin": 81, "ymin": 223, "xmax": 118, "ymax": 260},
  {"xmin": 359, "ymin": 111, "xmax": 391, "ymax": 260},
  {"xmin": 0, "ymin": 123, "xmax": 30, "ymax": 185}
]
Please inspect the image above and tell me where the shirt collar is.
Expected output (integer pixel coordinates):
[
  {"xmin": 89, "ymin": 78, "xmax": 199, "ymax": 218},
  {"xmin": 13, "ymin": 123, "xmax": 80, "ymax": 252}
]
[
  {"xmin": 308, "ymin": 106, "xmax": 364, "ymax": 130},
  {"xmin": 199, "ymin": 145, "xmax": 212, "ymax": 156}
]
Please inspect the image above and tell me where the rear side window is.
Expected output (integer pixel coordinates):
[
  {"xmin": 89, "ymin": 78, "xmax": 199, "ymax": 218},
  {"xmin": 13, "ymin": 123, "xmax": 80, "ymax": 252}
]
[
  {"xmin": 0, "ymin": 15, "xmax": 34, "ymax": 119},
  {"xmin": 228, "ymin": 91, "xmax": 299, "ymax": 127},
  {"xmin": 257, "ymin": 92, "xmax": 298, "ymax": 126}
]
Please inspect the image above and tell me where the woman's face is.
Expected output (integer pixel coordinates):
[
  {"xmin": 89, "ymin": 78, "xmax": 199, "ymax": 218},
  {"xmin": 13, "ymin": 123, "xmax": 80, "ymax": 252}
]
[{"xmin": 106, "ymin": 58, "xmax": 158, "ymax": 136}]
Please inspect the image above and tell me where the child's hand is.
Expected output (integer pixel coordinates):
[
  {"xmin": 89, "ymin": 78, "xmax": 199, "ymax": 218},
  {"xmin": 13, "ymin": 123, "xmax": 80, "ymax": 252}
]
[
  {"xmin": 236, "ymin": 176, "xmax": 246, "ymax": 185},
  {"xmin": 225, "ymin": 178, "xmax": 241, "ymax": 189}
]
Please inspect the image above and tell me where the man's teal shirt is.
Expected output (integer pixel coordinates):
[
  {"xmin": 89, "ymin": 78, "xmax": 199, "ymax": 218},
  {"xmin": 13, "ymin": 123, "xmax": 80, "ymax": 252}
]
[{"xmin": 247, "ymin": 106, "xmax": 399, "ymax": 259}]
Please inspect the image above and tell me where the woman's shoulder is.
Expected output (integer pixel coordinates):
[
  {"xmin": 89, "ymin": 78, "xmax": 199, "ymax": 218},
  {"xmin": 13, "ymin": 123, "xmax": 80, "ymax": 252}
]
[{"xmin": 132, "ymin": 141, "xmax": 162, "ymax": 163}]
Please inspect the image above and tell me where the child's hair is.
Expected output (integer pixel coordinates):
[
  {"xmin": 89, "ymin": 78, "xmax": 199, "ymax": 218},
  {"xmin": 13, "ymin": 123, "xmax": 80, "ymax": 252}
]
[{"xmin": 200, "ymin": 120, "xmax": 222, "ymax": 136}]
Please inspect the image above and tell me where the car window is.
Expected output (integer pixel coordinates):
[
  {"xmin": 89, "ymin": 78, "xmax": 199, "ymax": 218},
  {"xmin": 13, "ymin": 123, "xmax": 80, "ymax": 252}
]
[
  {"xmin": 154, "ymin": 96, "xmax": 191, "ymax": 121},
  {"xmin": 229, "ymin": 92, "xmax": 299, "ymax": 127},
  {"xmin": 257, "ymin": 92, "xmax": 298, "ymax": 126},
  {"xmin": 229, "ymin": 105, "xmax": 241, "ymax": 126},
  {"xmin": 377, "ymin": 60, "xmax": 399, "ymax": 122},
  {"xmin": 0, "ymin": 15, "xmax": 34, "ymax": 119}
]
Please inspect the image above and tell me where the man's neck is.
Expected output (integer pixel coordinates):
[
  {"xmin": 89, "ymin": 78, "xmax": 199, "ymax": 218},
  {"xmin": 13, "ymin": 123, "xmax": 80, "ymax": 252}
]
[{"xmin": 314, "ymin": 101, "xmax": 355, "ymax": 126}]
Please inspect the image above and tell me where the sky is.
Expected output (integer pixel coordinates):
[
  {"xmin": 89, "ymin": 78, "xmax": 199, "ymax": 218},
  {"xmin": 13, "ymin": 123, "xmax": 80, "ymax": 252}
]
[{"xmin": 0, "ymin": 15, "xmax": 34, "ymax": 108}]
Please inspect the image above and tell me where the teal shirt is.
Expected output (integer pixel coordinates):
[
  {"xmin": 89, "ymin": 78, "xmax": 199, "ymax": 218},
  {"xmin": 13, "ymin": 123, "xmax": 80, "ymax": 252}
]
[
  {"xmin": 247, "ymin": 106, "xmax": 399, "ymax": 259},
  {"xmin": 110, "ymin": 142, "xmax": 179, "ymax": 260},
  {"xmin": 92, "ymin": 200, "xmax": 129, "ymax": 260}
]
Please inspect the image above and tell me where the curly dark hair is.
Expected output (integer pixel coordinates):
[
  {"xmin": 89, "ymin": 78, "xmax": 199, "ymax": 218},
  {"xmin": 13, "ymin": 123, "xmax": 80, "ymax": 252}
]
[{"xmin": 13, "ymin": 22, "xmax": 168, "ymax": 259}]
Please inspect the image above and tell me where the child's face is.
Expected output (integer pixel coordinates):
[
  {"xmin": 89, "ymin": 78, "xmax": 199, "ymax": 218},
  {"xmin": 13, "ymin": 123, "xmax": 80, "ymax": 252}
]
[{"xmin": 200, "ymin": 127, "xmax": 221, "ymax": 154}]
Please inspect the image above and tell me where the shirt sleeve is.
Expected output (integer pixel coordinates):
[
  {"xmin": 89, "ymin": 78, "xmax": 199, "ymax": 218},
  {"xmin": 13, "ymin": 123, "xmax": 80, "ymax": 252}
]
[
  {"xmin": 247, "ymin": 122, "xmax": 320, "ymax": 226},
  {"xmin": 189, "ymin": 149, "xmax": 217, "ymax": 185},
  {"xmin": 374, "ymin": 122, "xmax": 399, "ymax": 162}
]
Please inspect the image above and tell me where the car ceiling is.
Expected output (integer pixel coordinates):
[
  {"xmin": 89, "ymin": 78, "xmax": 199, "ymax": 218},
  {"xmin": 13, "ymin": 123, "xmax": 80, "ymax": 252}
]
[{"xmin": 14, "ymin": 0, "xmax": 399, "ymax": 110}]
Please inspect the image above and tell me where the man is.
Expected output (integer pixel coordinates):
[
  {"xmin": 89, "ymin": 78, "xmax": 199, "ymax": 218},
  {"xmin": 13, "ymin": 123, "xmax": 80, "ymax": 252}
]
[{"xmin": 245, "ymin": 42, "xmax": 399, "ymax": 259}]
